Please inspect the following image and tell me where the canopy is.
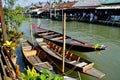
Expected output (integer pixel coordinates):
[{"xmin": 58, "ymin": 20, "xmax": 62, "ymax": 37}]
[
  {"xmin": 29, "ymin": 9, "xmax": 45, "ymax": 14},
  {"xmin": 73, "ymin": 0, "xmax": 102, "ymax": 8},
  {"xmin": 96, "ymin": 5, "xmax": 120, "ymax": 9}
]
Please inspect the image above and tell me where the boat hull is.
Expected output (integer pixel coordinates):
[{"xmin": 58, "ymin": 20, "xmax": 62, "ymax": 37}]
[
  {"xmin": 36, "ymin": 38, "xmax": 105, "ymax": 78},
  {"xmin": 32, "ymin": 23, "xmax": 107, "ymax": 52}
]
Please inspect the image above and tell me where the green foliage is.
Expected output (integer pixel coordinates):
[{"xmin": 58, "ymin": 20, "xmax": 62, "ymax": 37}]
[
  {"xmin": 4, "ymin": 0, "xmax": 26, "ymax": 34},
  {"xmin": 3, "ymin": 31, "xmax": 24, "ymax": 57},
  {"xmin": 59, "ymin": 0, "xmax": 62, "ymax": 3},
  {"xmin": 5, "ymin": 0, "xmax": 16, "ymax": 9},
  {"xmin": 20, "ymin": 66, "xmax": 64, "ymax": 80},
  {"xmin": 3, "ymin": 0, "xmax": 26, "ymax": 52},
  {"xmin": 20, "ymin": 66, "xmax": 39, "ymax": 80}
]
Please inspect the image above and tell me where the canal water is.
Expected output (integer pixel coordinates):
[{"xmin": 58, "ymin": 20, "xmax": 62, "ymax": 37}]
[{"xmin": 18, "ymin": 18, "xmax": 120, "ymax": 80}]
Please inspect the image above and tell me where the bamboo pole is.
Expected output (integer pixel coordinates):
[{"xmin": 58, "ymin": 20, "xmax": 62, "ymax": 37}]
[
  {"xmin": 29, "ymin": 14, "xmax": 34, "ymax": 44},
  {"xmin": 0, "ymin": 0, "xmax": 7, "ymax": 42},
  {"xmin": 62, "ymin": 13, "xmax": 66, "ymax": 75}
]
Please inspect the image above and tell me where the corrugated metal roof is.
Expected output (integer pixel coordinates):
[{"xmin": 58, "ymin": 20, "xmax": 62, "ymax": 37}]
[
  {"xmin": 73, "ymin": 0, "xmax": 102, "ymax": 8},
  {"xmin": 102, "ymin": 0, "xmax": 120, "ymax": 4},
  {"xmin": 55, "ymin": 1, "xmax": 77, "ymax": 10}
]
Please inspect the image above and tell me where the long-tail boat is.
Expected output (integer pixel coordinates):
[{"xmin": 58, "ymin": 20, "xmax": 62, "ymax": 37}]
[
  {"xmin": 32, "ymin": 23, "xmax": 108, "ymax": 52},
  {"xmin": 36, "ymin": 38, "xmax": 105, "ymax": 79},
  {"xmin": 21, "ymin": 40, "xmax": 76, "ymax": 80}
]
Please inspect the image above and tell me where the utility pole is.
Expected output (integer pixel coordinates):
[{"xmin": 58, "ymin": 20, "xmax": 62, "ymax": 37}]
[{"xmin": 0, "ymin": 0, "xmax": 7, "ymax": 42}]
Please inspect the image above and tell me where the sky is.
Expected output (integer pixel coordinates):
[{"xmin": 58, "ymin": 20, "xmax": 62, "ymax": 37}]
[
  {"xmin": 2, "ymin": 0, "xmax": 50, "ymax": 7},
  {"xmin": 15, "ymin": 0, "xmax": 75, "ymax": 7},
  {"xmin": 2, "ymin": 0, "xmax": 49, "ymax": 7},
  {"xmin": 2, "ymin": 0, "xmax": 75, "ymax": 7}
]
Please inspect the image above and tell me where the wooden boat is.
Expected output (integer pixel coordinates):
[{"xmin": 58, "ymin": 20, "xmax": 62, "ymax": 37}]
[
  {"xmin": 21, "ymin": 40, "xmax": 77, "ymax": 80},
  {"xmin": 36, "ymin": 38, "xmax": 106, "ymax": 79},
  {"xmin": 1, "ymin": 46, "xmax": 18, "ymax": 80},
  {"xmin": 32, "ymin": 23, "xmax": 108, "ymax": 52}
]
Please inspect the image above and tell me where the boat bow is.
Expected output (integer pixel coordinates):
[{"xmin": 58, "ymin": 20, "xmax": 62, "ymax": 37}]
[{"xmin": 84, "ymin": 68, "xmax": 105, "ymax": 78}]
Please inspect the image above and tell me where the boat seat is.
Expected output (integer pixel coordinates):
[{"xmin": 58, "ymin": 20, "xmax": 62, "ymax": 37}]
[
  {"xmin": 24, "ymin": 50, "xmax": 37, "ymax": 57},
  {"xmin": 69, "ymin": 60, "xmax": 77, "ymax": 64},
  {"xmin": 22, "ymin": 42, "xmax": 32, "ymax": 51},
  {"xmin": 51, "ymin": 36, "xmax": 63, "ymax": 40},
  {"xmin": 36, "ymin": 38, "xmax": 44, "ymax": 42},
  {"xmin": 39, "ymin": 32, "xmax": 54, "ymax": 36},
  {"xmin": 34, "ymin": 61, "xmax": 53, "ymax": 71},
  {"xmin": 44, "ymin": 34, "xmax": 60, "ymax": 38},
  {"xmin": 22, "ymin": 46, "xmax": 32, "ymax": 51},
  {"xmin": 39, "ymin": 42, "xmax": 47, "ymax": 47},
  {"xmin": 75, "ymin": 62, "xmax": 87, "ymax": 67}
]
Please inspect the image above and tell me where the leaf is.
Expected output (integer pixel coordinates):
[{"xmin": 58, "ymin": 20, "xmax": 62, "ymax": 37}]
[
  {"xmin": 54, "ymin": 75, "xmax": 59, "ymax": 80},
  {"xmin": 3, "ymin": 40, "xmax": 12, "ymax": 47},
  {"xmin": 40, "ymin": 74, "xmax": 46, "ymax": 80},
  {"xmin": 41, "ymin": 69, "xmax": 51, "ymax": 75},
  {"xmin": 46, "ymin": 78, "xmax": 51, "ymax": 80}
]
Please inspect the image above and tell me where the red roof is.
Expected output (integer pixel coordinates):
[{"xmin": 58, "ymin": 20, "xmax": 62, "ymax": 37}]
[{"xmin": 55, "ymin": 1, "xmax": 77, "ymax": 10}]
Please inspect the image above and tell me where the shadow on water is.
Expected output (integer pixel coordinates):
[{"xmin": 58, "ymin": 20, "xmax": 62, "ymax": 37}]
[{"xmin": 15, "ymin": 44, "xmax": 26, "ymax": 72}]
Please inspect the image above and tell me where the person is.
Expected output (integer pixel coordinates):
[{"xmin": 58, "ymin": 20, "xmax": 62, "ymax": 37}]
[
  {"xmin": 90, "ymin": 12, "xmax": 94, "ymax": 22},
  {"xmin": 70, "ymin": 13, "xmax": 72, "ymax": 17},
  {"xmin": 80, "ymin": 12, "xmax": 86, "ymax": 21},
  {"xmin": 83, "ymin": 12, "xmax": 86, "ymax": 18}
]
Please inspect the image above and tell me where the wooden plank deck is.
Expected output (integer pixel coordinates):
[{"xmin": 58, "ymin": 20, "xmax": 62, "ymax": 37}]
[
  {"xmin": 27, "ymin": 55, "xmax": 42, "ymax": 65},
  {"xmin": 84, "ymin": 68, "xmax": 105, "ymax": 78},
  {"xmin": 27, "ymin": 55, "xmax": 53, "ymax": 71}
]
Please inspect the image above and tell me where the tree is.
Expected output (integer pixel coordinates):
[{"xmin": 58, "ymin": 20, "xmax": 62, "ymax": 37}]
[
  {"xmin": 58, "ymin": 0, "xmax": 62, "ymax": 3},
  {"xmin": 3, "ymin": 0, "xmax": 26, "ymax": 57},
  {"xmin": 4, "ymin": 0, "xmax": 26, "ymax": 36}
]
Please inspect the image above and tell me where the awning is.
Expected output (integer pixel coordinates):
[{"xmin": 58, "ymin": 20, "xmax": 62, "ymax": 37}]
[
  {"xmin": 96, "ymin": 5, "xmax": 120, "ymax": 9},
  {"xmin": 73, "ymin": 0, "xmax": 101, "ymax": 8},
  {"xmin": 31, "ymin": 9, "xmax": 40, "ymax": 12},
  {"xmin": 29, "ymin": 8, "xmax": 45, "ymax": 14}
]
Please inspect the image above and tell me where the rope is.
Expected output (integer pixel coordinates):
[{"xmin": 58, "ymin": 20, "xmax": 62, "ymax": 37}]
[
  {"xmin": 68, "ymin": 44, "xmax": 74, "ymax": 50},
  {"xmin": 65, "ymin": 65, "xmax": 78, "ymax": 75},
  {"xmin": 78, "ymin": 72, "xmax": 82, "ymax": 80},
  {"xmin": 64, "ymin": 65, "xmax": 82, "ymax": 79}
]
